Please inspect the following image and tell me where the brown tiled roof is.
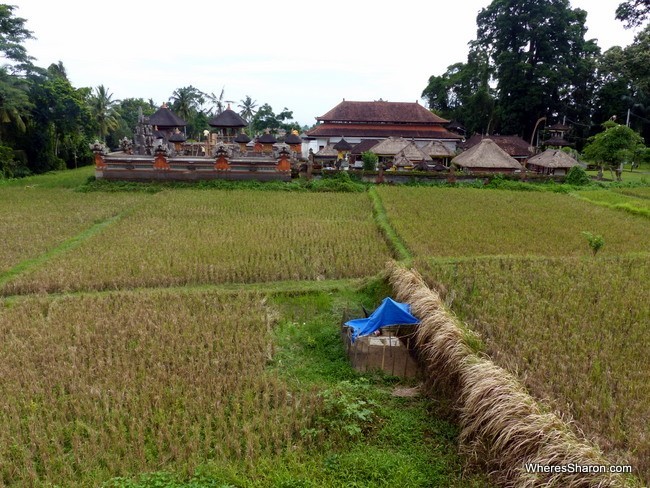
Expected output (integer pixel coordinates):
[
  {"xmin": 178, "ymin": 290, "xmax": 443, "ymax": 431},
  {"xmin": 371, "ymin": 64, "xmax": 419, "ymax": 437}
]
[
  {"xmin": 452, "ymin": 139, "xmax": 523, "ymax": 170},
  {"xmin": 149, "ymin": 106, "xmax": 187, "ymax": 127},
  {"xmin": 544, "ymin": 136, "xmax": 572, "ymax": 147},
  {"xmin": 306, "ymin": 123, "xmax": 462, "ymax": 140},
  {"xmin": 461, "ymin": 134, "xmax": 532, "ymax": 158},
  {"xmin": 316, "ymin": 100, "xmax": 449, "ymax": 124}
]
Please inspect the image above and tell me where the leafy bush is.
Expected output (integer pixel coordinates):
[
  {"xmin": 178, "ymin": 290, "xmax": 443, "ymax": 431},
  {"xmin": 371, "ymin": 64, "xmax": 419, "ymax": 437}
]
[
  {"xmin": 565, "ymin": 165, "xmax": 590, "ymax": 186},
  {"xmin": 582, "ymin": 231, "xmax": 605, "ymax": 256},
  {"xmin": 362, "ymin": 151, "xmax": 378, "ymax": 171}
]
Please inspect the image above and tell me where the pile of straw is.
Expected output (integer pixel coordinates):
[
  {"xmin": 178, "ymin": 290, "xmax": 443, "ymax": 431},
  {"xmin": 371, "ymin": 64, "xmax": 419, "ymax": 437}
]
[{"xmin": 386, "ymin": 261, "xmax": 634, "ymax": 487}]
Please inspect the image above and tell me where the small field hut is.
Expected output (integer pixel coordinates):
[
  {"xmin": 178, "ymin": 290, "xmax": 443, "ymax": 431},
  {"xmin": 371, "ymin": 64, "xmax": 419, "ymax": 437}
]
[
  {"xmin": 526, "ymin": 149, "xmax": 579, "ymax": 175},
  {"xmin": 452, "ymin": 138, "xmax": 523, "ymax": 173}
]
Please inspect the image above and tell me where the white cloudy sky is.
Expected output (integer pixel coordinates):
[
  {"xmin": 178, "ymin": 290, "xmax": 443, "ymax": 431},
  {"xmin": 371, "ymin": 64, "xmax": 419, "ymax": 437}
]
[{"xmin": 12, "ymin": 0, "xmax": 641, "ymax": 126}]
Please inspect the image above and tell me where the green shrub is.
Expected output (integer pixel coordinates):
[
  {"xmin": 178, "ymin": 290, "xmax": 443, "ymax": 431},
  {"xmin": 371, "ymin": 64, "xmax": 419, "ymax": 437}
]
[
  {"xmin": 362, "ymin": 151, "xmax": 378, "ymax": 171},
  {"xmin": 565, "ymin": 165, "xmax": 590, "ymax": 186}
]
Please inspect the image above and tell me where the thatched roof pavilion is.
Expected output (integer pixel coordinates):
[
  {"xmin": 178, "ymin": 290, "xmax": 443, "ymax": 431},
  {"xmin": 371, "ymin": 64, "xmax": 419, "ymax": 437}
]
[
  {"xmin": 208, "ymin": 104, "xmax": 248, "ymax": 142},
  {"xmin": 527, "ymin": 149, "xmax": 579, "ymax": 175},
  {"xmin": 148, "ymin": 104, "xmax": 187, "ymax": 129},
  {"xmin": 452, "ymin": 139, "xmax": 523, "ymax": 173}
]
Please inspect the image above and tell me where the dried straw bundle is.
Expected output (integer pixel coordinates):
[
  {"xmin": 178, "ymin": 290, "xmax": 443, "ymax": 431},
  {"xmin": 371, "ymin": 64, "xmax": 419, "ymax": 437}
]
[{"xmin": 386, "ymin": 261, "xmax": 632, "ymax": 488}]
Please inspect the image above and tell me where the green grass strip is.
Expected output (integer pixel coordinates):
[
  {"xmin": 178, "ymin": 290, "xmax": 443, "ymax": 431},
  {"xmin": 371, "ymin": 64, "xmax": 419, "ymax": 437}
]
[
  {"xmin": 368, "ymin": 186, "xmax": 413, "ymax": 264},
  {"xmin": 570, "ymin": 193, "xmax": 650, "ymax": 219},
  {"xmin": 0, "ymin": 213, "xmax": 126, "ymax": 289}
]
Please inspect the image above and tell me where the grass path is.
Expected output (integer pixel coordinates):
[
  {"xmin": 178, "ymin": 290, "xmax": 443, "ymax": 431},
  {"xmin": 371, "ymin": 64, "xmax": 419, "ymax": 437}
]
[{"xmin": 368, "ymin": 187, "xmax": 412, "ymax": 263}]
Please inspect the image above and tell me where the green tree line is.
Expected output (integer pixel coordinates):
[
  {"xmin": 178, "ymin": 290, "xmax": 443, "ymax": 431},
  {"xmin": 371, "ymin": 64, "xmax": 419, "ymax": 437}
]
[{"xmin": 421, "ymin": 0, "xmax": 650, "ymax": 149}]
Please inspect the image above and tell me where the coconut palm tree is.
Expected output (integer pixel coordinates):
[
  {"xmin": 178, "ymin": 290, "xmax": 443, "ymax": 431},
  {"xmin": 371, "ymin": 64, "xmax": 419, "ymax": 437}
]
[
  {"xmin": 90, "ymin": 85, "xmax": 120, "ymax": 142},
  {"xmin": 238, "ymin": 95, "xmax": 258, "ymax": 123},
  {"xmin": 205, "ymin": 86, "xmax": 225, "ymax": 116},
  {"xmin": 169, "ymin": 85, "xmax": 204, "ymax": 122}
]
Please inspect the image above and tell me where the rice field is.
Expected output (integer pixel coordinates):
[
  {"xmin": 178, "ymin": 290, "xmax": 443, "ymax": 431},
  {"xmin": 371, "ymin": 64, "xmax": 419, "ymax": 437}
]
[
  {"xmin": 0, "ymin": 187, "xmax": 146, "ymax": 274},
  {"xmin": 615, "ymin": 186, "xmax": 650, "ymax": 200},
  {"xmin": 376, "ymin": 186, "xmax": 650, "ymax": 257},
  {"xmin": 415, "ymin": 255, "xmax": 650, "ymax": 483},
  {"xmin": 0, "ymin": 290, "xmax": 319, "ymax": 486},
  {"xmin": 574, "ymin": 190, "xmax": 650, "ymax": 217},
  {"xmin": 1, "ymin": 190, "xmax": 391, "ymax": 295}
]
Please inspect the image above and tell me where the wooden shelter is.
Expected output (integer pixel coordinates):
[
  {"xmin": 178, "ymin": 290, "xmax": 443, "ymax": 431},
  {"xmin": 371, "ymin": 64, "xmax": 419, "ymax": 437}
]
[
  {"xmin": 234, "ymin": 130, "xmax": 251, "ymax": 152},
  {"xmin": 452, "ymin": 139, "xmax": 523, "ymax": 173},
  {"xmin": 420, "ymin": 140, "xmax": 455, "ymax": 166},
  {"xmin": 148, "ymin": 104, "xmax": 187, "ymax": 143},
  {"xmin": 333, "ymin": 137, "xmax": 353, "ymax": 160},
  {"xmin": 256, "ymin": 131, "xmax": 277, "ymax": 153},
  {"xmin": 526, "ymin": 149, "xmax": 579, "ymax": 175},
  {"xmin": 208, "ymin": 104, "xmax": 248, "ymax": 142},
  {"xmin": 544, "ymin": 122, "xmax": 572, "ymax": 148}
]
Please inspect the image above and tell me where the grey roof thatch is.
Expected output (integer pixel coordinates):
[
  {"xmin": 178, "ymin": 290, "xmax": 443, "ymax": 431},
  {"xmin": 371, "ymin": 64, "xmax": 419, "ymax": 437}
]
[
  {"xmin": 234, "ymin": 131, "xmax": 251, "ymax": 143},
  {"xmin": 284, "ymin": 132, "xmax": 302, "ymax": 144},
  {"xmin": 315, "ymin": 144, "xmax": 338, "ymax": 158},
  {"xmin": 527, "ymin": 149, "xmax": 579, "ymax": 169},
  {"xmin": 452, "ymin": 139, "xmax": 523, "ymax": 170},
  {"xmin": 208, "ymin": 108, "xmax": 248, "ymax": 128},
  {"xmin": 397, "ymin": 142, "xmax": 430, "ymax": 162},
  {"xmin": 420, "ymin": 140, "xmax": 454, "ymax": 158},
  {"xmin": 370, "ymin": 136, "xmax": 410, "ymax": 156},
  {"xmin": 149, "ymin": 106, "xmax": 187, "ymax": 128},
  {"xmin": 333, "ymin": 138, "xmax": 353, "ymax": 151},
  {"xmin": 258, "ymin": 133, "xmax": 277, "ymax": 144},
  {"xmin": 169, "ymin": 131, "xmax": 186, "ymax": 142}
]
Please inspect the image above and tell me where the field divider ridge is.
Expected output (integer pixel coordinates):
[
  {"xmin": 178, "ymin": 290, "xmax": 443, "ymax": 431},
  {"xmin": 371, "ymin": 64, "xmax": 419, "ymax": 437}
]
[
  {"xmin": 368, "ymin": 187, "xmax": 413, "ymax": 264},
  {"xmin": 569, "ymin": 192, "xmax": 650, "ymax": 218}
]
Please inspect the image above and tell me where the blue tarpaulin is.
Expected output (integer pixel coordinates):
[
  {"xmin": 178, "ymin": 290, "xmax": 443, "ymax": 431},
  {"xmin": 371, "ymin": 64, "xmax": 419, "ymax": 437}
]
[{"xmin": 345, "ymin": 297, "xmax": 419, "ymax": 342}]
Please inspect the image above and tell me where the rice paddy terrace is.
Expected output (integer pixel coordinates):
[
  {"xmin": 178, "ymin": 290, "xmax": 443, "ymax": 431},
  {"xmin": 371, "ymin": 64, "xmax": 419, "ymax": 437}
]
[{"xmin": 0, "ymin": 167, "xmax": 648, "ymax": 487}]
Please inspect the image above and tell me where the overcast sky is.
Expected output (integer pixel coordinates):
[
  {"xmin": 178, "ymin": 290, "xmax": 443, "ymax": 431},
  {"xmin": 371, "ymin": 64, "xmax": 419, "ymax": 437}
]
[{"xmin": 12, "ymin": 0, "xmax": 641, "ymax": 126}]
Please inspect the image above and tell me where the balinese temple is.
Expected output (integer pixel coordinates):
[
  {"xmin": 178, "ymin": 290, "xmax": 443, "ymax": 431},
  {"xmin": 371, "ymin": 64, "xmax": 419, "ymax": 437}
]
[
  {"xmin": 94, "ymin": 105, "xmax": 294, "ymax": 182},
  {"xmin": 208, "ymin": 104, "xmax": 248, "ymax": 143}
]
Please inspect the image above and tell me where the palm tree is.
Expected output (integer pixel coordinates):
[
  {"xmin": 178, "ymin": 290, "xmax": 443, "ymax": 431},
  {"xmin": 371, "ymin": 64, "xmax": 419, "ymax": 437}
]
[
  {"xmin": 169, "ymin": 85, "xmax": 204, "ymax": 122},
  {"xmin": 89, "ymin": 85, "xmax": 120, "ymax": 142},
  {"xmin": 238, "ymin": 95, "xmax": 258, "ymax": 123},
  {"xmin": 205, "ymin": 86, "xmax": 225, "ymax": 116}
]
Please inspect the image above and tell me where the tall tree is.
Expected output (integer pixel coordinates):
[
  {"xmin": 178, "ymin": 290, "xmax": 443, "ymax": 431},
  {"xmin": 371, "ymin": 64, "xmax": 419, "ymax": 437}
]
[
  {"xmin": 169, "ymin": 85, "xmax": 204, "ymax": 122},
  {"xmin": 205, "ymin": 87, "xmax": 225, "ymax": 116},
  {"xmin": 616, "ymin": 0, "xmax": 650, "ymax": 28},
  {"xmin": 0, "ymin": 4, "xmax": 34, "ymax": 72},
  {"xmin": 89, "ymin": 85, "xmax": 120, "ymax": 142},
  {"xmin": 251, "ymin": 104, "xmax": 298, "ymax": 134},
  {"xmin": 475, "ymin": 0, "xmax": 599, "ymax": 139},
  {"xmin": 583, "ymin": 120, "xmax": 646, "ymax": 178}
]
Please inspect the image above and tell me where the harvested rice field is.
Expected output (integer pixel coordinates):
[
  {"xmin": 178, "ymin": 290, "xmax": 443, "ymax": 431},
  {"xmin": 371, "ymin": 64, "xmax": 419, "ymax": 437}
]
[
  {"xmin": 416, "ymin": 255, "xmax": 650, "ymax": 484},
  {"xmin": 376, "ymin": 186, "xmax": 650, "ymax": 257},
  {"xmin": 1, "ymin": 190, "xmax": 391, "ymax": 295},
  {"xmin": 0, "ymin": 187, "xmax": 146, "ymax": 274}
]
